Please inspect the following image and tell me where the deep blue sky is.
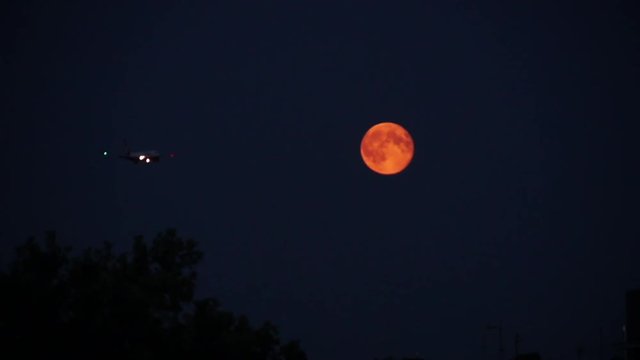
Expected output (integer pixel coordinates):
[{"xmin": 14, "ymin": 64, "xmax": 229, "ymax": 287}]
[{"xmin": 2, "ymin": 2, "xmax": 639, "ymax": 359}]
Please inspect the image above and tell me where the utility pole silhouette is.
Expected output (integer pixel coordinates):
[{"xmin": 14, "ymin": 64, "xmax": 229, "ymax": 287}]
[
  {"xmin": 487, "ymin": 323, "xmax": 504, "ymax": 360},
  {"xmin": 599, "ymin": 327, "xmax": 603, "ymax": 360},
  {"xmin": 576, "ymin": 345, "xmax": 584, "ymax": 360},
  {"xmin": 482, "ymin": 330, "xmax": 487, "ymax": 360}
]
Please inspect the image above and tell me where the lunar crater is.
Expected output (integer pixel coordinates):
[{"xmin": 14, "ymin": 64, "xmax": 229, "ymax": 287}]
[{"xmin": 360, "ymin": 122, "xmax": 414, "ymax": 175}]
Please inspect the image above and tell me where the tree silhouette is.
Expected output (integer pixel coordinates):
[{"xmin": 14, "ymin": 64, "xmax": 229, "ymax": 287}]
[
  {"xmin": 514, "ymin": 353, "xmax": 542, "ymax": 360},
  {"xmin": 0, "ymin": 229, "xmax": 307, "ymax": 360}
]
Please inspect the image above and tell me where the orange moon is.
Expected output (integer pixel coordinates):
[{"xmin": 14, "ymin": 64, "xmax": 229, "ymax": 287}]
[{"xmin": 360, "ymin": 122, "xmax": 414, "ymax": 175}]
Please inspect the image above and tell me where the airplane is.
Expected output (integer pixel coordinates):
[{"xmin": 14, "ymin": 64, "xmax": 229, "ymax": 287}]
[
  {"xmin": 103, "ymin": 140, "xmax": 174, "ymax": 165},
  {"xmin": 120, "ymin": 149, "xmax": 161, "ymax": 164}
]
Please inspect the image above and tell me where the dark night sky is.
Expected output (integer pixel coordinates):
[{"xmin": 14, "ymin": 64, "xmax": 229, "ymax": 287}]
[{"xmin": 2, "ymin": 2, "xmax": 640, "ymax": 359}]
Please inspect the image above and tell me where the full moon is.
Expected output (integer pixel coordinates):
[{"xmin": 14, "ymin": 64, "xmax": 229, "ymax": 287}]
[{"xmin": 360, "ymin": 122, "xmax": 414, "ymax": 175}]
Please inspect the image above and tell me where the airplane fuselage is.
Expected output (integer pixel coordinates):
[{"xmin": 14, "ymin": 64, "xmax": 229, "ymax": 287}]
[{"xmin": 120, "ymin": 151, "xmax": 160, "ymax": 164}]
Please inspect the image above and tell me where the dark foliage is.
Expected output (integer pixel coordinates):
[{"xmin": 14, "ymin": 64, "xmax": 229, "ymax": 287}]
[
  {"xmin": 0, "ymin": 229, "xmax": 307, "ymax": 360},
  {"xmin": 514, "ymin": 353, "xmax": 541, "ymax": 360}
]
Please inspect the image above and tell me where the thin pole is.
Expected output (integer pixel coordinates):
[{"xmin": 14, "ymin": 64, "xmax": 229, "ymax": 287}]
[
  {"xmin": 499, "ymin": 322, "xmax": 504, "ymax": 360},
  {"xmin": 483, "ymin": 332, "xmax": 487, "ymax": 360},
  {"xmin": 599, "ymin": 327, "xmax": 603, "ymax": 360}
]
